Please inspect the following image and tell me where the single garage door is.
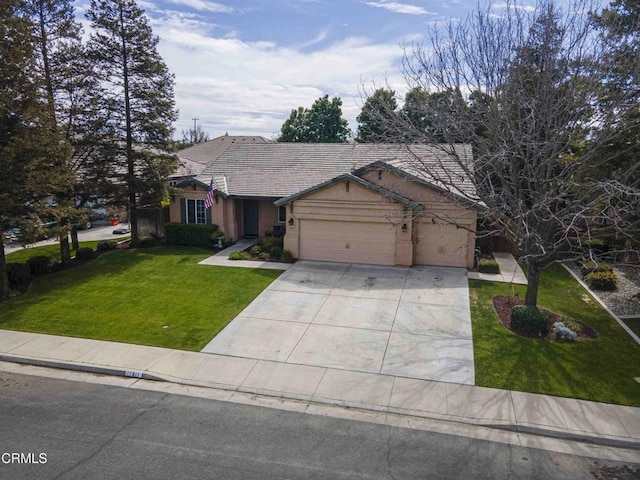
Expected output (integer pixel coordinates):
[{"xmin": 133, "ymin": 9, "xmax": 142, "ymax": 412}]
[
  {"xmin": 414, "ymin": 221, "xmax": 470, "ymax": 268},
  {"xmin": 299, "ymin": 219, "xmax": 397, "ymax": 266}
]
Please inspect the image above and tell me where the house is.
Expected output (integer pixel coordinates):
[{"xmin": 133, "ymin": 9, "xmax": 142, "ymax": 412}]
[{"xmin": 169, "ymin": 136, "xmax": 482, "ymax": 268}]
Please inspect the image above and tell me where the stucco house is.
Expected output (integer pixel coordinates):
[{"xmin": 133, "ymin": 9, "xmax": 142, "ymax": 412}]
[{"xmin": 169, "ymin": 135, "xmax": 482, "ymax": 268}]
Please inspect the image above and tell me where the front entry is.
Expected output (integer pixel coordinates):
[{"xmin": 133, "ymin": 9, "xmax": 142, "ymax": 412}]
[{"xmin": 243, "ymin": 200, "xmax": 259, "ymax": 237}]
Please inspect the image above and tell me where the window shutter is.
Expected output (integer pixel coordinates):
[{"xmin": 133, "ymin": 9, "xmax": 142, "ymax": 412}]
[
  {"xmin": 206, "ymin": 204, "xmax": 212, "ymax": 225},
  {"xmin": 180, "ymin": 198, "xmax": 186, "ymax": 223}
]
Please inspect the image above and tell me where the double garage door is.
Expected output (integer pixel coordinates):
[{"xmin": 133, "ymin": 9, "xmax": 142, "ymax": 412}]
[
  {"xmin": 298, "ymin": 218, "xmax": 470, "ymax": 268},
  {"xmin": 299, "ymin": 219, "xmax": 397, "ymax": 266}
]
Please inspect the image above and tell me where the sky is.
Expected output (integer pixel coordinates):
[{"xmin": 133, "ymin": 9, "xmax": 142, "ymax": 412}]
[{"xmin": 74, "ymin": 0, "xmax": 526, "ymax": 140}]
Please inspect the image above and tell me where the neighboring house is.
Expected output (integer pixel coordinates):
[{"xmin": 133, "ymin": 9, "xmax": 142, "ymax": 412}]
[{"xmin": 169, "ymin": 136, "xmax": 482, "ymax": 268}]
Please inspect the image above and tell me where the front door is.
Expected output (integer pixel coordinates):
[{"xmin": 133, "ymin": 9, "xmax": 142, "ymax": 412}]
[{"xmin": 243, "ymin": 200, "xmax": 259, "ymax": 237}]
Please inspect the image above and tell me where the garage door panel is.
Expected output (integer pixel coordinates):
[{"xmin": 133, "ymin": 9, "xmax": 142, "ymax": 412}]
[
  {"xmin": 300, "ymin": 219, "xmax": 396, "ymax": 266},
  {"xmin": 415, "ymin": 223, "xmax": 469, "ymax": 267}
]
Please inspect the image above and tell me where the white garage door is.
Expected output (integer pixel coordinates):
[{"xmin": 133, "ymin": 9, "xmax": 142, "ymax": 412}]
[
  {"xmin": 414, "ymin": 222, "xmax": 470, "ymax": 267},
  {"xmin": 299, "ymin": 219, "xmax": 397, "ymax": 266}
]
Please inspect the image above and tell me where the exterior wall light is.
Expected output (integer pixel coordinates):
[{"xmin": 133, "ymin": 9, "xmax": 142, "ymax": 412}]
[
  {"xmin": 402, "ymin": 223, "xmax": 408, "ymax": 232},
  {"xmin": 288, "ymin": 218, "xmax": 295, "ymax": 227}
]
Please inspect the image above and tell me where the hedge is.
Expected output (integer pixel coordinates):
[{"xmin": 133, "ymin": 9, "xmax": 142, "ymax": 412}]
[{"xmin": 165, "ymin": 223, "xmax": 220, "ymax": 248}]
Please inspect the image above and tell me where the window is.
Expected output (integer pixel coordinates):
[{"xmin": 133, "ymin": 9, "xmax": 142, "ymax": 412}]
[
  {"xmin": 186, "ymin": 199, "xmax": 206, "ymax": 224},
  {"xmin": 278, "ymin": 205, "xmax": 286, "ymax": 223}
]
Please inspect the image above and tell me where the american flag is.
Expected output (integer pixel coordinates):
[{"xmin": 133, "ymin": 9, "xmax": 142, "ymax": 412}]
[{"xmin": 204, "ymin": 178, "xmax": 218, "ymax": 209}]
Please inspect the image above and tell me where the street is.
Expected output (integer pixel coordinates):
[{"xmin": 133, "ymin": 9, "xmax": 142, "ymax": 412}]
[{"xmin": 0, "ymin": 370, "xmax": 637, "ymax": 480}]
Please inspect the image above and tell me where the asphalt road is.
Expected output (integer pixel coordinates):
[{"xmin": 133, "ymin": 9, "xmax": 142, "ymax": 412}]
[
  {"xmin": 0, "ymin": 371, "xmax": 638, "ymax": 480},
  {"xmin": 3, "ymin": 224, "xmax": 129, "ymax": 256}
]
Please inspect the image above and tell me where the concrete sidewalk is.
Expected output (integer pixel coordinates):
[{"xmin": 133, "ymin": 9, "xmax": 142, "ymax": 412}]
[
  {"xmin": 1, "ymin": 328, "xmax": 639, "ymax": 454},
  {"xmin": 468, "ymin": 252, "xmax": 528, "ymax": 285}
]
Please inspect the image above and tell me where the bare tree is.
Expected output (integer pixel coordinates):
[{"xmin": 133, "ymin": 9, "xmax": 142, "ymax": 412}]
[{"xmin": 370, "ymin": 0, "xmax": 639, "ymax": 307}]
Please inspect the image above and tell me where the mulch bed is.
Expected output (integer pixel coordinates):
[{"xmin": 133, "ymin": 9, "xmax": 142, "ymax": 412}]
[{"xmin": 493, "ymin": 295, "xmax": 598, "ymax": 340}]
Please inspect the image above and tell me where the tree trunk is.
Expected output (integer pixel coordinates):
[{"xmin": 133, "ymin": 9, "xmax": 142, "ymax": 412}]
[
  {"xmin": 0, "ymin": 243, "xmax": 9, "ymax": 300},
  {"xmin": 71, "ymin": 226, "xmax": 79, "ymax": 250},
  {"xmin": 524, "ymin": 258, "xmax": 540, "ymax": 307},
  {"xmin": 60, "ymin": 235, "xmax": 71, "ymax": 265}
]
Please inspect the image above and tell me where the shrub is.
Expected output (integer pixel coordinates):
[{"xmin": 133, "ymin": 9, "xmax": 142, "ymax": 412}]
[
  {"xmin": 478, "ymin": 258, "xmax": 500, "ymax": 274},
  {"xmin": 269, "ymin": 246, "xmax": 283, "ymax": 258},
  {"xmin": 510, "ymin": 305, "xmax": 548, "ymax": 335},
  {"xmin": 229, "ymin": 251, "xmax": 251, "ymax": 260},
  {"xmin": 260, "ymin": 236, "xmax": 282, "ymax": 252},
  {"xmin": 97, "ymin": 240, "xmax": 118, "ymax": 252},
  {"xmin": 137, "ymin": 236, "xmax": 156, "ymax": 248},
  {"xmin": 165, "ymin": 223, "xmax": 219, "ymax": 248},
  {"xmin": 280, "ymin": 249, "xmax": 294, "ymax": 263},
  {"xmin": 75, "ymin": 247, "xmax": 95, "ymax": 261},
  {"xmin": 552, "ymin": 321, "xmax": 577, "ymax": 342},
  {"xmin": 258, "ymin": 252, "xmax": 271, "ymax": 261},
  {"xmin": 250, "ymin": 245, "xmax": 262, "ymax": 256},
  {"xmin": 586, "ymin": 270, "xmax": 618, "ymax": 291},
  {"xmin": 210, "ymin": 230, "xmax": 225, "ymax": 240},
  {"xmin": 7, "ymin": 263, "xmax": 31, "ymax": 288},
  {"xmin": 27, "ymin": 256, "xmax": 54, "ymax": 275},
  {"xmin": 580, "ymin": 261, "xmax": 613, "ymax": 278},
  {"xmin": 585, "ymin": 238, "xmax": 608, "ymax": 253}
]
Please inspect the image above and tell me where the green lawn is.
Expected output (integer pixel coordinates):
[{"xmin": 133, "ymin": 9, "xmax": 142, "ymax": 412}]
[
  {"xmin": 624, "ymin": 318, "xmax": 640, "ymax": 337},
  {"xmin": 0, "ymin": 247, "xmax": 281, "ymax": 351},
  {"xmin": 6, "ymin": 238, "xmax": 129, "ymax": 263},
  {"xmin": 470, "ymin": 263, "xmax": 640, "ymax": 406}
]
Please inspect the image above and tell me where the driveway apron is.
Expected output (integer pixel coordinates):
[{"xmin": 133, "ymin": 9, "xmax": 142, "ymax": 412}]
[{"xmin": 202, "ymin": 261, "xmax": 475, "ymax": 385}]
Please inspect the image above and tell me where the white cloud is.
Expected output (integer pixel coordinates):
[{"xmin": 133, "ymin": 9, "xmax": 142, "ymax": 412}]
[
  {"xmin": 363, "ymin": 1, "xmax": 431, "ymax": 15},
  {"xmin": 153, "ymin": 18, "xmax": 407, "ymax": 137},
  {"xmin": 167, "ymin": 0, "xmax": 234, "ymax": 13},
  {"xmin": 491, "ymin": 3, "xmax": 535, "ymax": 12}
]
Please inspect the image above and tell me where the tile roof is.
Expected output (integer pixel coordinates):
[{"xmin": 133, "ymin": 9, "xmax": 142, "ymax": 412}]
[
  {"xmin": 195, "ymin": 143, "xmax": 477, "ymax": 200},
  {"xmin": 176, "ymin": 135, "xmax": 269, "ymax": 165}
]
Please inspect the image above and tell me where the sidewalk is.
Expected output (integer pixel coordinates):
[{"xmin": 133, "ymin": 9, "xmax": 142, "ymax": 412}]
[
  {"xmin": 1, "ymin": 328, "xmax": 638, "ymax": 454},
  {"xmin": 468, "ymin": 252, "xmax": 528, "ymax": 285},
  {"xmin": 198, "ymin": 238, "xmax": 292, "ymax": 270}
]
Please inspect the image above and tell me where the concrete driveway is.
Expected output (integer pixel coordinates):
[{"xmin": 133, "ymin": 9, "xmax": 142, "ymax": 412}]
[{"xmin": 202, "ymin": 261, "xmax": 474, "ymax": 385}]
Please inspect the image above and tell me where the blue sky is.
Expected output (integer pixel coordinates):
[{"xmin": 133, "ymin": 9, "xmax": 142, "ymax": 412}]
[{"xmin": 75, "ymin": 0, "xmax": 525, "ymax": 139}]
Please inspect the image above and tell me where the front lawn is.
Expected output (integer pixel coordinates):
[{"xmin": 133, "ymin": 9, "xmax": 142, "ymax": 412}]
[
  {"xmin": 0, "ymin": 247, "xmax": 281, "ymax": 351},
  {"xmin": 470, "ymin": 263, "xmax": 640, "ymax": 406}
]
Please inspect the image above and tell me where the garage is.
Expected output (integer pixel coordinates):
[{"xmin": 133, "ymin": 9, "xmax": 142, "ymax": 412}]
[
  {"xmin": 414, "ymin": 221, "xmax": 471, "ymax": 268},
  {"xmin": 299, "ymin": 219, "xmax": 397, "ymax": 266}
]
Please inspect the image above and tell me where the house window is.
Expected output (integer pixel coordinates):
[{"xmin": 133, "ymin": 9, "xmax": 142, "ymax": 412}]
[
  {"xmin": 278, "ymin": 205, "xmax": 286, "ymax": 223},
  {"xmin": 186, "ymin": 199, "xmax": 206, "ymax": 224}
]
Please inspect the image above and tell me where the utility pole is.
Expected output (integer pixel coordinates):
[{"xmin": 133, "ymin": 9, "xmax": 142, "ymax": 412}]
[{"xmin": 192, "ymin": 117, "xmax": 199, "ymax": 144}]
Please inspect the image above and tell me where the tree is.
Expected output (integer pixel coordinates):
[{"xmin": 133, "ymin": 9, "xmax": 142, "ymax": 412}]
[
  {"xmin": 369, "ymin": 0, "xmax": 637, "ymax": 307},
  {"xmin": 278, "ymin": 95, "xmax": 351, "ymax": 143},
  {"xmin": 356, "ymin": 88, "xmax": 398, "ymax": 142},
  {"xmin": 21, "ymin": 0, "xmax": 96, "ymax": 263},
  {"xmin": 86, "ymin": 0, "xmax": 178, "ymax": 247},
  {"xmin": 178, "ymin": 124, "xmax": 210, "ymax": 149},
  {"xmin": 590, "ymin": 0, "xmax": 640, "ymax": 244},
  {"xmin": 0, "ymin": 0, "xmax": 74, "ymax": 299}
]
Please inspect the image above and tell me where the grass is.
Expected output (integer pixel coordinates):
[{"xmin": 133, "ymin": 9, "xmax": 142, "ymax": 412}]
[
  {"xmin": 624, "ymin": 318, "xmax": 640, "ymax": 337},
  {"xmin": 6, "ymin": 238, "xmax": 128, "ymax": 263},
  {"xmin": 470, "ymin": 263, "xmax": 640, "ymax": 406},
  {"xmin": 0, "ymin": 246, "xmax": 281, "ymax": 351}
]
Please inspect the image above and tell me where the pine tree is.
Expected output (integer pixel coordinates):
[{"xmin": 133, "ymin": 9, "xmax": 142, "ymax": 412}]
[
  {"xmin": 356, "ymin": 88, "xmax": 398, "ymax": 143},
  {"xmin": 86, "ymin": 0, "xmax": 178, "ymax": 247},
  {"xmin": 0, "ymin": 0, "xmax": 74, "ymax": 299}
]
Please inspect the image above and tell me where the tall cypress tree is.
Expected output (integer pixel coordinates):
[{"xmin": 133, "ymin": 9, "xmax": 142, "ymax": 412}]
[
  {"xmin": 86, "ymin": 0, "xmax": 178, "ymax": 247},
  {"xmin": 0, "ymin": 0, "xmax": 74, "ymax": 299},
  {"xmin": 21, "ymin": 0, "xmax": 93, "ymax": 263}
]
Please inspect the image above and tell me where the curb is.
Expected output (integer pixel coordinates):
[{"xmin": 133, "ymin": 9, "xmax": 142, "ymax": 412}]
[{"xmin": 2, "ymin": 355, "xmax": 639, "ymax": 451}]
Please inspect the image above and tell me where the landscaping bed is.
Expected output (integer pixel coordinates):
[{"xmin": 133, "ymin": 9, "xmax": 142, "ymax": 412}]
[{"xmin": 493, "ymin": 295, "xmax": 598, "ymax": 340}]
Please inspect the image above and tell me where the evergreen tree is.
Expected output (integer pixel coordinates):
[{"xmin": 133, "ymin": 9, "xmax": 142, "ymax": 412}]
[
  {"xmin": 21, "ymin": 0, "xmax": 95, "ymax": 263},
  {"xmin": 86, "ymin": 0, "xmax": 178, "ymax": 247},
  {"xmin": 0, "ymin": 0, "xmax": 74, "ymax": 299},
  {"xmin": 278, "ymin": 96, "xmax": 350, "ymax": 143},
  {"xmin": 356, "ymin": 88, "xmax": 398, "ymax": 143}
]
